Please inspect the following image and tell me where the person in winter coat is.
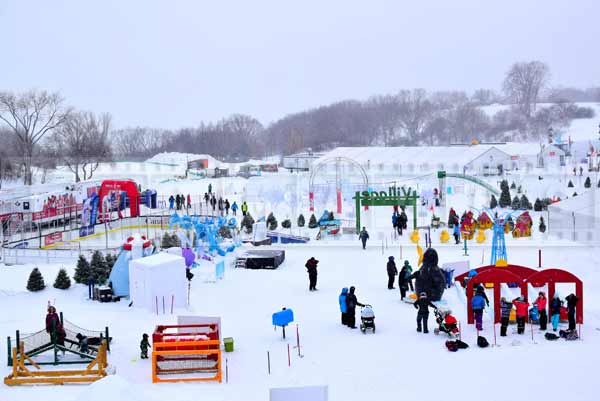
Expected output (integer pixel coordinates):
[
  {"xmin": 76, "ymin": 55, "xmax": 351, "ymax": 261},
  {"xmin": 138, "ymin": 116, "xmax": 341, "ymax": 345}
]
[
  {"xmin": 218, "ymin": 198, "xmax": 224, "ymax": 216},
  {"xmin": 140, "ymin": 333, "xmax": 151, "ymax": 359},
  {"xmin": 402, "ymin": 260, "xmax": 414, "ymax": 292},
  {"xmin": 339, "ymin": 288, "xmax": 349, "ymax": 325},
  {"xmin": 413, "ymin": 292, "xmax": 438, "ymax": 333},
  {"xmin": 345, "ymin": 286, "xmax": 364, "ymax": 329},
  {"xmin": 305, "ymin": 257, "xmax": 319, "ymax": 291},
  {"xmin": 75, "ymin": 333, "xmax": 89, "ymax": 356},
  {"xmin": 186, "ymin": 194, "xmax": 192, "ymax": 209},
  {"xmin": 500, "ymin": 297, "xmax": 513, "ymax": 336},
  {"xmin": 175, "ymin": 194, "xmax": 181, "ymax": 210},
  {"xmin": 208, "ymin": 183, "xmax": 212, "ymax": 194},
  {"xmin": 204, "ymin": 193, "xmax": 209, "ymax": 206},
  {"xmin": 224, "ymin": 199, "xmax": 230, "ymax": 215},
  {"xmin": 211, "ymin": 196, "xmax": 217, "ymax": 213},
  {"xmin": 453, "ymin": 224, "xmax": 461, "ymax": 244},
  {"xmin": 392, "ymin": 213, "xmax": 399, "ymax": 234},
  {"xmin": 231, "ymin": 201, "xmax": 238, "ymax": 215},
  {"xmin": 358, "ymin": 227, "xmax": 369, "ymax": 249},
  {"xmin": 472, "ymin": 292, "xmax": 486, "ymax": 331},
  {"xmin": 534, "ymin": 292, "xmax": 548, "ymax": 331},
  {"xmin": 565, "ymin": 293, "xmax": 579, "ymax": 331},
  {"xmin": 241, "ymin": 201, "xmax": 248, "ymax": 216},
  {"xmin": 474, "ymin": 284, "xmax": 490, "ymax": 307},
  {"xmin": 513, "ymin": 297, "xmax": 529, "ymax": 334},
  {"xmin": 410, "ymin": 248, "xmax": 446, "ymax": 301},
  {"xmin": 398, "ymin": 261, "xmax": 411, "ymax": 300},
  {"xmin": 45, "ymin": 306, "xmax": 66, "ymax": 348},
  {"xmin": 168, "ymin": 195, "xmax": 175, "ymax": 210},
  {"xmin": 386, "ymin": 256, "xmax": 397, "ymax": 289},
  {"xmin": 550, "ymin": 294, "xmax": 563, "ymax": 331},
  {"xmin": 399, "ymin": 211, "xmax": 408, "ymax": 235}
]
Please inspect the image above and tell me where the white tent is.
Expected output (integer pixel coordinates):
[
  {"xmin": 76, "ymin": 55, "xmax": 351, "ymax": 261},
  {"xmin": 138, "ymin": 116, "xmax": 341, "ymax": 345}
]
[{"xmin": 129, "ymin": 252, "xmax": 188, "ymax": 311}]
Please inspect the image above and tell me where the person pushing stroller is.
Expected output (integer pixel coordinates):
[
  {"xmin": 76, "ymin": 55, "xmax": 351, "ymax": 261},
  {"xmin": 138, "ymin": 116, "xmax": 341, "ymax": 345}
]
[{"xmin": 414, "ymin": 292, "xmax": 438, "ymax": 333}]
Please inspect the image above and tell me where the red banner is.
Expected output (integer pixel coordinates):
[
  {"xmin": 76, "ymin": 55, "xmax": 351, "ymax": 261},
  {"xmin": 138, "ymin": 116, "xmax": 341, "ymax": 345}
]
[{"xmin": 44, "ymin": 232, "xmax": 63, "ymax": 247}]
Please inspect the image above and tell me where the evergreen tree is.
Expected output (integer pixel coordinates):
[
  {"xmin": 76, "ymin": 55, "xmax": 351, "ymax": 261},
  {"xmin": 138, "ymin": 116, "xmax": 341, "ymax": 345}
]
[
  {"xmin": 567, "ymin": 180, "xmax": 574, "ymax": 188},
  {"xmin": 510, "ymin": 182, "xmax": 516, "ymax": 190},
  {"xmin": 74, "ymin": 255, "xmax": 91, "ymax": 284},
  {"xmin": 26, "ymin": 267, "xmax": 46, "ymax": 292},
  {"xmin": 161, "ymin": 232, "xmax": 173, "ymax": 248},
  {"xmin": 297, "ymin": 214, "xmax": 305, "ymax": 227},
  {"xmin": 105, "ymin": 254, "xmax": 117, "ymax": 277},
  {"xmin": 241, "ymin": 213, "xmax": 255, "ymax": 233},
  {"xmin": 90, "ymin": 251, "xmax": 109, "ymax": 285},
  {"xmin": 572, "ymin": 192, "xmax": 578, "ymax": 197},
  {"xmin": 584, "ymin": 177, "xmax": 591, "ymax": 188},
  {"xmin": 489, "ymin": 194, "xmax": 498, "ymax": 209},
  {"xmin": 282, "ymin": 219, "xmax": 291, "ymax": 229},
  {"xmin": 539, "ymin": 217, "xmax": 547, "ymax": 233},
  {"xmin": 511, "ymin": 196, "xmax": 521, "ymax": 210},
  {"xmin": 328, "ymin": 211, "xmax": 334, "ymax": 220},
  {"xmin": 53, "ymin": 268, "xmax": 71, "ymax": 290},
  {"xmin": 533, "ymin": 198, "xmax": 543, "ymax": 212},
  {"xmin": 500, "ymin": 180, "xmax": 509, "ymax": 192},
  {"xmin": 308, "ymin": 214, "xmax": 318, "ymax": 229},
  {"xmin": 520, "ymin": 195, "xmax": 532, "ymax": 210},
  {"xmin": 517, "ymin": 185, "xmax": 522, "ymax": 194},
  {"xmin": 499, "ymin": 185, "xmax": 511, "ymax": 208},
  {"xmin": 267, "ymin": 212, "xmax": 278, "ymax": 230}
]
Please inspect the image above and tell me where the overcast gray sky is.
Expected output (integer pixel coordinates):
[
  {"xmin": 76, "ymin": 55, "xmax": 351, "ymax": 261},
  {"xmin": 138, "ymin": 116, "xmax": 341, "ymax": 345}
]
[{"xmin": 1, "ymin": 0, "xmax": 598, "ymax": 129}]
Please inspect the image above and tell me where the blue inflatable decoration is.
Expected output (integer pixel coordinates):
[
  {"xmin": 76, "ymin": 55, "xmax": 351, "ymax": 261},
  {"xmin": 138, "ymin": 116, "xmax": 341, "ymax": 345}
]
[{"xmin": 272, "ymin": 308, "xmax": 294, "ymax": 339}]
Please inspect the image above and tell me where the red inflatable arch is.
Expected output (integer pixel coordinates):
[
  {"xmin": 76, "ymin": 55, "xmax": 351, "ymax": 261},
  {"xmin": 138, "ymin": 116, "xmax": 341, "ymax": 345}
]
[
  {"xmin": 524, "ymin": 269, "xmax": 583, "ymax": 324},
  {"xmin": 97, "ymin": 180, "xmax": 141, "ymax": 218},
  {"xmin": 455, "ymin": 264, "xmax": 537, "ymax": 285},
  {"xmin": 464, "ymin": 269, "xmax": 526, "ymax": 324}
]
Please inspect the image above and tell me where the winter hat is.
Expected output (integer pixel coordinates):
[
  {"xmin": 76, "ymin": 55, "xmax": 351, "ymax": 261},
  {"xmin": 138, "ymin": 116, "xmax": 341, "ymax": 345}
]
[
  {"xmin": 389, "ymin": 256, "xmax": 395, "ymax": 261},
  {"xmin": 341, "ymin": 287, "xmax": 348, "ymax": 294},
  {"xmin": 142, "ymin": 333, "xmax": 149, "ymax": 339},
  {"xmin": 404, "ymin": 260, "xmax": 410, "ymax": 265},
  {"xmin": 349, "ymin": 286, "xmax": 355, "ymax": 293},
  {"xmin": 422, "ymin": 248, "xmax": 439, "ymax": 267}
]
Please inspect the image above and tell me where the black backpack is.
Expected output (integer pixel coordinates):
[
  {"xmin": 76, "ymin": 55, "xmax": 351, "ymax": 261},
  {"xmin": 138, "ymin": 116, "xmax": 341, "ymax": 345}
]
[
  {"xmin": 545, "ymin": 332, "xmax": 559, "ymax": 341},
  {"xmin": 455, "ymin": 339, "xmax": 469, "ymax": 349},
  {"xmin": 477, "ymin": 335, "xmax": 489, "ymax": 348},
  {"xmin": 445, "ymin": 341, "xmax": 458, "ymax": 352}
]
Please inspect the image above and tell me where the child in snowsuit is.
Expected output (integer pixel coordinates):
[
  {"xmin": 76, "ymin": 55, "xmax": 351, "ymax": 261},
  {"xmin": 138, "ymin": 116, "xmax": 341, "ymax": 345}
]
[
  {"xmin": 413, "ymin": 292, "xmax": 437, "ymax": 333},
  {"xmin": 387, "ymin": 256, "xmax": 397, "ymax": 289},
  {"xmin": 140, "ymin": 333, "xmax": 151, "ymax": 359},
  {"xmin": 305, "ymin": 257, "xmax": 319, "ymax": 291},
  {"xmin": 398, "ymin": 262, "xmax": 411, "ymax": 300},
  {"xmin": 75, "ymin": 333, "xmax": 89, "ymax": 357},
  {"xmin": 358, "ymin": 227, "xmax": 369, "ymax": 249},
  {"xmin": 565, "ymin": 293, "xmax": 579, "ymax": 331},
  {"xmin": 534, "ymin": 292, "xmax": 548, "ymax": 331},
  {"xmin": 474, "ymin": 284, "xmax": 490, "ymax": 307},
  {"xmin": 345, "ymin": 286, "xmax": 364, "ymax": 329},
  {"xmin": 339, "ymin": 288, "xmax": 348, "ymax": 326},
  {"xmin": 550, "ymin": 295, "xmax": 562, "ymax": 331},
  {"xmin": 472, "ymin": 292, "xmax": 486, "ymax": 331},
  {"xmin": 513, "ymin": 297, "xmax": 529, "ymax": 334},
  {"xmin": 453, "ymin": 224, "xmax": 460, "ymax": 244},
  {"xmin": 500, "ymin": 297, "xmax": 513, "ymax": 336}
]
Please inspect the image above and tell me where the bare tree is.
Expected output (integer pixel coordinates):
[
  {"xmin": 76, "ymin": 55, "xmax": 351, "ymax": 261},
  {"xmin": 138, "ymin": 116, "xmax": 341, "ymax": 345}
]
[
  {"xmin": 53, "ymin": 111, "xmax": 112, "ymax": 182},
  {"xmin": 502, "ymin": 61, "xmax": 550, "ymax": 119},
  {"xmin": 396, "ymin": 89, "xmax": 434, "ymax": 144},
  {"xmin": 0, "ymin": 90, "xmax": 70, "ymax": 185}
]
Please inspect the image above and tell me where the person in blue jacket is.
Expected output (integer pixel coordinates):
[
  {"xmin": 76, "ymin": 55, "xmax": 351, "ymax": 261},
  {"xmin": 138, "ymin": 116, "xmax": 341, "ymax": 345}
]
[
  {"xmin": 392, "ymin": 213, "xmax": 399, "ymax": 234},
  {"xmin": 453, "ymin": 223, "xmax": 461, "ymax": 244},
  {"xmin": 168, "ymin": 195, "xmax": 175, "ymax": 210},
  {"xmin": 339, "ymin": 287, "xmax": 349, "ymax": 326},
  {"xmin": 231, "ymin": 201, "xmax": 238, "ymax": 216},
  {"xmin": 472, "ymin": 291, "xmax": 486, "ymax": 331}
]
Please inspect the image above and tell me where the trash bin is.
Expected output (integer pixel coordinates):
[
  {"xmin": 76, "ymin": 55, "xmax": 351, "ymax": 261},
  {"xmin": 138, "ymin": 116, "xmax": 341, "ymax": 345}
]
[{"xmin": 224, "ymin": 337, "xmax": 234, "ymax": 352}]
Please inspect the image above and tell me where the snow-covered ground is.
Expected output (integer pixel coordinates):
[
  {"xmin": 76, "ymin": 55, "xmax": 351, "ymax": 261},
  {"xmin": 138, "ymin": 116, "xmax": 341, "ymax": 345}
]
[{"xmin": 1, "ymin": 240, "xmax": 599, "ymax": 401}]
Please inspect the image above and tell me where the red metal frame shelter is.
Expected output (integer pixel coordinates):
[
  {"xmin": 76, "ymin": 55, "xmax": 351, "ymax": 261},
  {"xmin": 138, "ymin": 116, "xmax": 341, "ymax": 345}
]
[
  {"xmin": 97, "ymin": 180, "xmax": 140, "ymax": 218},
  {"xmin": 464, "ymin": 269, "xmax": 527, "ymax": 324},
  {"xmin": 525, "ymin": 269, "xmax": 583, "ymax": 324},
  {"xmin": 454, "ymin": 264, "xmax": 538, "ymax": 285}
]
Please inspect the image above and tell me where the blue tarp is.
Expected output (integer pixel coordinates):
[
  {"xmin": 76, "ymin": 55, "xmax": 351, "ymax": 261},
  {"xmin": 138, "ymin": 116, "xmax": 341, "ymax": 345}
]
[{"xmin": 108, "ymin": 250, "xmax": 130, "ymax": 297}]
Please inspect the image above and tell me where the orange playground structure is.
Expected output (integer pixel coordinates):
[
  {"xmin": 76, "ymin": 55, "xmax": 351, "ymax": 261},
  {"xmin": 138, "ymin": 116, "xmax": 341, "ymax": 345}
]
[
  {"xmin": 4, "ymin": 340, "xmax": 108, "ymax": 386},
  {"xmin": 152, "ymin": 323, "xmax": 222, "ymax": 383}
]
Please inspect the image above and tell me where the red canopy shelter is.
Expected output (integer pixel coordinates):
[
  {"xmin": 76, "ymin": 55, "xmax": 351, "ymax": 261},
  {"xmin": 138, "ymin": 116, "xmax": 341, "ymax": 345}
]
[
  {"xmin": 525, "ymin": 269, "xmax": 583, "ymax": 324},
  {"xmin": 464, "ymin": 269, "xmax": 527, "ymax": 324}
]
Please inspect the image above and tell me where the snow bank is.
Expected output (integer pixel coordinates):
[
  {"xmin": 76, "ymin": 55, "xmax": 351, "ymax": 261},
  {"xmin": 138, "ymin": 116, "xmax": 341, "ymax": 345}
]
[{"xmin": 71, "ymin": 375, "xmax": 155, "ymax": 401}]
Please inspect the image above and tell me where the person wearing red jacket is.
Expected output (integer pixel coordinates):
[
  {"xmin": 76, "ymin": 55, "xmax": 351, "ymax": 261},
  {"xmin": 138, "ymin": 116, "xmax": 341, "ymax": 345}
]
[
  {"xmin": 513, "ymin": 297, "xmax": 529, "ymax": 334},
  {"xmin": 533, "ymin": 292, "xmax": 548, "ymax": 331}
]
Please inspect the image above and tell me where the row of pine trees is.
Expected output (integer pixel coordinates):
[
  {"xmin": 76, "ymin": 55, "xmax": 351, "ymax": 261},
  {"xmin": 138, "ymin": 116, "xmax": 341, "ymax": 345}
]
[{"xmin": 26, "ymin": 251, "xmax": 117, "ymax": 292}]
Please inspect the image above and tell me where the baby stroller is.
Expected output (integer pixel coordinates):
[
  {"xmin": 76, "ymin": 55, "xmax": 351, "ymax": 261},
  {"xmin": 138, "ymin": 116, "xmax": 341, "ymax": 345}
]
[
  {"xmin": 434, "ymin": 308, "xmax": 459, "ymax": 339},
  {"xmin": 360, "ymin": 305, "xmax": 375, "ymax": 334}
]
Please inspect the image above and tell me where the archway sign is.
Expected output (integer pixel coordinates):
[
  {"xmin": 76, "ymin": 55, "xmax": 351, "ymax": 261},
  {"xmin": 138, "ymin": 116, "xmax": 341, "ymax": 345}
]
[{"xmin": 352, "ymin": 187, "xmax": 418, "ymax": 232}]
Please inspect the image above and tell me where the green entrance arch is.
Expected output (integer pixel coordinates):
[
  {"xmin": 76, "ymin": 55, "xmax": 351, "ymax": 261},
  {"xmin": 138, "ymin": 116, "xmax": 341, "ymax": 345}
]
[{"xmin": 352, "ymin": 187, "xmax": 419, "ymax": 232}]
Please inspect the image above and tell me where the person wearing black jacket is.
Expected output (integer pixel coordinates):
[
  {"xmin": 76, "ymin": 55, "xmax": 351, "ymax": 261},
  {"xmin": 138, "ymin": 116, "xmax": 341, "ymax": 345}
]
[
  {"xmin": 305, "ymin": 257, "xmax": 319, "ymax": 291},
  {"xmin": 345, "ymin": 286, "xmax": 364, "ymax": 329},
  {"xmin": 565, "ymin": 293, "xmax": 579, "ymax": 331},
  {"xmin": 386, "ymin": 256, "xmax": 397, "ymax": 289},
  {"xmin": 413, "ymin": 292, "xmax": 437, "ymax": 333}
]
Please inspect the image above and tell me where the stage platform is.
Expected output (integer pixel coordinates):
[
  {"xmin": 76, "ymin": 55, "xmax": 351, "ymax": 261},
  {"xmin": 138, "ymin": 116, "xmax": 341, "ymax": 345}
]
[{"xmin": 236, "ymin": 249, "xmax": 285, "ymax": 269}]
